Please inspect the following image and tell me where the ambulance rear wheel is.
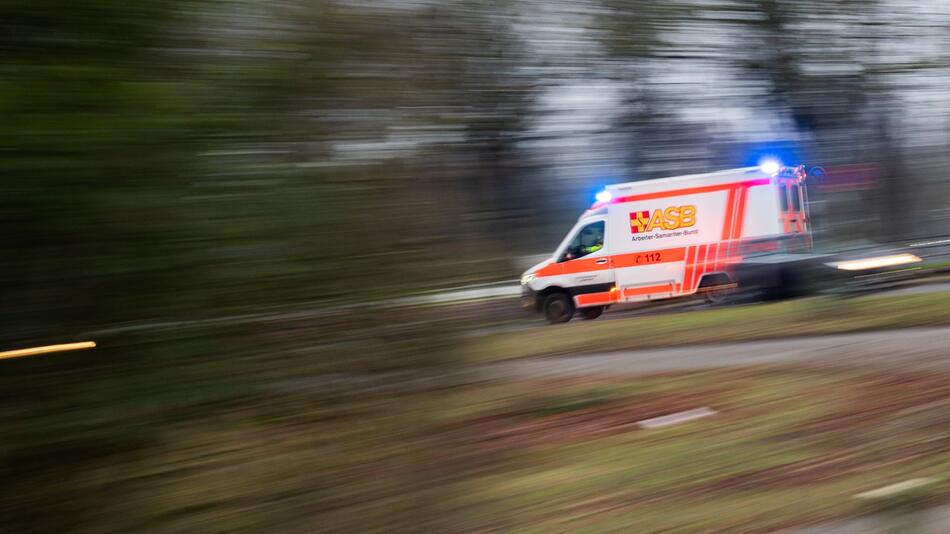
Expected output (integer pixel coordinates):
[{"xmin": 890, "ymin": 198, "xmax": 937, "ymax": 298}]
[
  {"xmin": 543, "ymin": 292, "xmax": 575, "ymax": 324},
  {"xmin": 704, "ymin": 287, "xmax": 731, "ymax": 306},
  {"xmin": 579, "ymin": 306, "xmax": 605, "ymax": 320},
  {"xmin": 700, "ymin": 274, "xmax": 733, "ymax": 306}
]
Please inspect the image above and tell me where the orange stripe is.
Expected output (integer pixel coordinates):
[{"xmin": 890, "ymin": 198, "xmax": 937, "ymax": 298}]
[
  {"xmin": 575, "ymin": 292, "xmax": 618, "ymax": 307},
  {"xmin": 621, "ymin": 283, "xmax": 674, "ymax": 298},
  {"xmin": 694, "ymin": 245, "xmax": 705, "ymax": 291},
  {"xmin": 721, "ymin": 187, "xmax": 737, "ymax": 241},
  {"xmin": 695, "ymin": 244, "xmax": 708, "ymax": 290},
  {"xmin": 732, "ymin": 187, "xmax": 749, "ymax": 239},
  {"xmin": 721, "ymin": 186, "xmax": 741, "ymax": 269},
  {"xmin": 611, "ymin": 247, "xmax": 686, "ymax": 268},
  {"xmin": 701, "ymin": 243, "xmax": 710, "ymax": 284},
  {"xmin": 693, "ymin": 245, "xmax": 710, "ymax": 287},
  {"xmin": 702, "ymin": 244, "xmax": 711, "ymax": 288},
  {"xmin": 537, "ymin": 247, "xmax": 688, "ymax": 279},
  {"xmin": 535, "ymin": 261, "xmax": 558, "ymax": 277},
  {"xmin": 682, "ymin": 246, "xmax": 696, "ymax": 292},
  {"xmin": 597, "ymin": 178, "xmax": 771, "ymax": 208},
  {"xmin": 536, "ymin": 255, "xmax": 610, "ymax": 277},
  {"xmin": 680, "ymin": 247, "xmax": 690, "ymax": 293},
  {"xmin": 722, "ymin": 240, "xmax": 733, "ymax": 269}
]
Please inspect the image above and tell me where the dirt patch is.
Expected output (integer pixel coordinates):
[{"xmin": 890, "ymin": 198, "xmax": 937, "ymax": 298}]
[
  {"xmin": 685, "ymin": 371, "xmax": 950, "ymax": 496},
  {"xmin": 447, "ymin": 369, "xmax": 950, "ymax": 490},
  {"xmin": 681, "ymin": 435, "xmax": 950, "ymax": 504},
  {"xmin": 797, "ymin": 371, "xmax": 950, "ymax": 446},
  {"xmin": 447, "ymin": 390, "xmax": 716, "ymax": 452}
]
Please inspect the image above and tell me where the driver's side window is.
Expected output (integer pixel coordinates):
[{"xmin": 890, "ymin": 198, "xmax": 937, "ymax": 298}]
[{"xmin": 559, "ymin": 221, "xmax": 605, "ymax": 262}]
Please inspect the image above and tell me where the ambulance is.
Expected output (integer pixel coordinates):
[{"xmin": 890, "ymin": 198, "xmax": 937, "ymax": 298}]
[{"xmin": 521, "ymin": 164, "xmax": 817, "ymax": 323}]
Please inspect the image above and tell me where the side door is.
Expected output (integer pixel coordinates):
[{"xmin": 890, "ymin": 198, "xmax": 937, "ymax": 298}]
[{"xmin": 551, "ymin": 219, "xmax": 614, "ymax": 302}]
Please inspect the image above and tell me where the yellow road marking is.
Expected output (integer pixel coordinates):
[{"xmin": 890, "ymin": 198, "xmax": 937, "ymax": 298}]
[{"xmin": 0, "ymin": 341, "xmax": 97, "ymax": 360}]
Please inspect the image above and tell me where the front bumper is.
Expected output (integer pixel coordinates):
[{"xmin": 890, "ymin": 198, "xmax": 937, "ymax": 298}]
[{"xmin": 521, "ymin": 285, "xmax": 539, "ymax": 311}]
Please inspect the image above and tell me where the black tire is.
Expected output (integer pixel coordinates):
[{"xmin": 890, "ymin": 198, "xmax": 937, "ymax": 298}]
[
  {"xmin": 699, "ymin": 274, "xmax": 733, "ymax": 306},
  {"xmin": 578, "ymin": 306, "xmax": 605, "ymax": 320},
  {"xmin": 703, "ymin": 286, "xmax": 731, "ymax": 306},
  {"xmin": 543, "ymin": 292, "xmax": 575, "ymax": 324}
]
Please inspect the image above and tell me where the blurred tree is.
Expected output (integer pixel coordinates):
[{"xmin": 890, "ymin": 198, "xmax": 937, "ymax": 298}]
[
  {"xmin": 0, "ymin": 1, "xmax": 201, "ymax": 338},
  {"xmin": 2, "ymin": 0, "xmax": 949, "ymax": 344}
]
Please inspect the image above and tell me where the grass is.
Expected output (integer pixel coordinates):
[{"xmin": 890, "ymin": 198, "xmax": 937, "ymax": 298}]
[
  {"xmin": 2, "ymin": 341, "xmax": 949, "ymax": 531},
  {"xmin": 0, "ymin": 357, "xmax": 440, "ymax": 532},
  {"xmin": 437, "ymin": 367, "xmax": 950, "ymax": 532},
  {"xmin": 461, "ymin": 291, "xmax": 950, "ymax": 362},
  {"xmin": 923, "ymin": 260, "xmax": 950, "ymax": 271},
  {"xmin": 0, "ymin": 327, "xmax": 463, "ymax": 533},
  {"xmin": 2, "ymin": 293, "xmax": 949, "ymax": 532}
]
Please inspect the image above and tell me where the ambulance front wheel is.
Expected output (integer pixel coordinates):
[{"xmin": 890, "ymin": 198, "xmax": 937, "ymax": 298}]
[
  {"xmin": 543, "ymin": 292, "xmax": 575, "ymax": 324},
  {"xmin": 579, "ymin": 306, "xmax": 605, "ymax": 320}
]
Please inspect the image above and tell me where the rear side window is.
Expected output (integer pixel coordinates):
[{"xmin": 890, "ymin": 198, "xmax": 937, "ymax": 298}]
[{"xmin": 778, "ymin": 183, "xmax": 790, "ymax": 212}]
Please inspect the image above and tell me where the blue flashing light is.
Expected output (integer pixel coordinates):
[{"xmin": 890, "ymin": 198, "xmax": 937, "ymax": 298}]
[
  {"xmin": 759, "ymin": 159, "xmax": 781, "ymax": 175},
  {"xmin": 595, "ymin": 190, "xmax": 612, "ymax": 203},
  {"xmin": 742, "ymin": 141, "xmax": 801, "ymax": 173}
]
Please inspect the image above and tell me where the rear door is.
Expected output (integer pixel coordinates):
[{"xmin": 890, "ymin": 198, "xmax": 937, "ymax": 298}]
[
  {"xmin": 778, "ymin": 179, "xmax": 808, "ymax": 234},
  {"xmin": 777, "ymin": 179, "xmax": 813, "ymax": 251}
]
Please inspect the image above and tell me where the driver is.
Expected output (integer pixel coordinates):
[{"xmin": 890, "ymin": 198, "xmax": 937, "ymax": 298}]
[
  {"xmin": 581, "ymin": 227, "xmax": 604, "ymax": 255},
  {"xmin": 583, "ymin": 241, "xmax": 603, "ymax": 255}
]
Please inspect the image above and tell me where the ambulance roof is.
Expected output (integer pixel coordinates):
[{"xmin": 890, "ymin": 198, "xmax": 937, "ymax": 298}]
[
  {"xmin": 582, "ymin": 167, "xmax": 772, "ymax": 218},
  {"xmin": 604, "ymin": 167, "xmax": 765, "ymax": 195}
]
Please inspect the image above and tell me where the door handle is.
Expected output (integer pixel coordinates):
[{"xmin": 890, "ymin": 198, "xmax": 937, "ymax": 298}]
[{"xmin": 595, "ymin": 258, "xmax": 608, "ymax": 265}]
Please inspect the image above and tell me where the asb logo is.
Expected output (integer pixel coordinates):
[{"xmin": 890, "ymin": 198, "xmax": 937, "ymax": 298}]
[{"xmin": 630, "ymin": 205, "xmax": 697, "ymax": 233}]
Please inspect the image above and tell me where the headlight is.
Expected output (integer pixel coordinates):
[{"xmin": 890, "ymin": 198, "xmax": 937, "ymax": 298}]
[
  {"xmin": 521, "ymin": 273, "xmax": 537, "ymax": 285},
  {"xmin": 829, "ymin": 253, "xmax": 922, "ymax": 271}
]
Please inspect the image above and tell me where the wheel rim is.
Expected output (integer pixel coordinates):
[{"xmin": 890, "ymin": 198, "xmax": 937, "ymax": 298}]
[{"xmin": 706, "ymin": 288, "xmax": 728, "ymax": 304}]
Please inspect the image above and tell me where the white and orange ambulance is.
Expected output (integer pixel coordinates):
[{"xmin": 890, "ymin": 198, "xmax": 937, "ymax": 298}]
[{"xmin": 521, "ymin": 164, "xmax": 815, "ymax": 323}]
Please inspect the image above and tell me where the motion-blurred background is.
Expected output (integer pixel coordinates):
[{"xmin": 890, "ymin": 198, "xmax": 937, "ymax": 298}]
[{"xmin": 1, "ymin": 1, "xmax": 949, "ymax": 532}]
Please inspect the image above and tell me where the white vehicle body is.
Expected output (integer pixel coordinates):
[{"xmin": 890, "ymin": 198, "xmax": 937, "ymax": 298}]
[{"xmin": 521, "ymin": 166, "xmax": 812, "ymax": 319}]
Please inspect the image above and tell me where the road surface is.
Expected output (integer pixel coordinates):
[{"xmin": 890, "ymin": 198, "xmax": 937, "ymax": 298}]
[
  {"xmin": 274, "ymin": 327, "xmax": 950, "ymax": 395},
  {"xmin": 785, "ymin": 504, "xmax": 950, "ymax": 534},
  {"xmin": 481, "ymin": 327, "xmax": 950, "ymax": 380}
]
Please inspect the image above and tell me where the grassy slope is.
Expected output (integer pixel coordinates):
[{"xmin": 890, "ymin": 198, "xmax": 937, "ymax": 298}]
[
  {"xmin": 439, "ymin": 368, "xmax": 950, "ymax": 532},
  {"xmin": 462, "ymin": 291, "xmax": 950, "ymax": 362},
  {"xmin": 2, "ymin": 293, "xmax": 949, "ymax": 532}
]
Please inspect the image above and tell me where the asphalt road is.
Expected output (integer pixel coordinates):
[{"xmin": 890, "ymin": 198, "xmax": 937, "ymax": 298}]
[
  {"xmin": 785, "ymin": 504, "xmax": 950, "ymax": 534},
  {"xmin": 480, "ymin": 327, "xmax": 950, "ymax": 379},
  {"xmin": 273, "ymin": 326, "xmax": 950, "ymax": 397},
  {"xmin": 885, "ymin": 280, "xmax": 950, "ymax": 296}
]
